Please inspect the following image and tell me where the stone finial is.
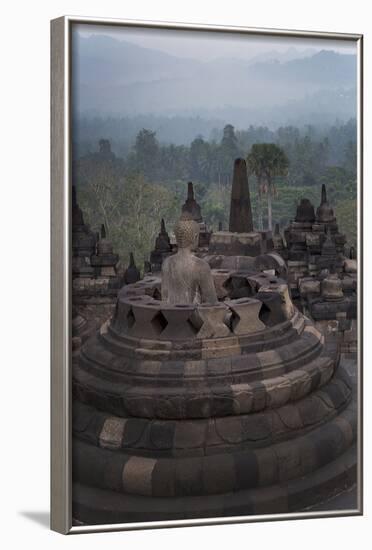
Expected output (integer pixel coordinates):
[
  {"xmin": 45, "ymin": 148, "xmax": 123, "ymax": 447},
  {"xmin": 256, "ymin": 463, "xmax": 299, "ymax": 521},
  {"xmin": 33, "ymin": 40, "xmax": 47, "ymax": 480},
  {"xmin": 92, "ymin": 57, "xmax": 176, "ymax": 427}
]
[
  {"xmin": 182, "ymin": 182, "xmax": 202, "ymax": 222},
  {"xmin": 218, "ymin": 221, "xmax": 223, "ymax": 231},
  {"xmin": 124, "ymin": 252, "xmax": 141, "ymax": 284},
  {"xmin": 349, "ymin": 246, "xmax": 356, "ymax": 260},
  {"xmin": 101, "ymin": 224, "xmax": 106, "ymax": 239},
  {"xmin": 229, "ymin": 158, "xmax": 254, "ymax": 233},
  {"xmin": 154, "ymin": 218, "xmax": 171, "ymax": 252},
  {"xmin": 274, "ymin": 223, "xmax": 280, "ymax": 235},
  {"xmin": 187, "ymin": 181, "xmax": 194, "ymax": 201},
  {"xmin": 316, "ymin": 184, "xmax": 335, "ymax": 223},
  {"xmin": 321, "ymin": 183, "xmax": 327, "ymax": 204}
]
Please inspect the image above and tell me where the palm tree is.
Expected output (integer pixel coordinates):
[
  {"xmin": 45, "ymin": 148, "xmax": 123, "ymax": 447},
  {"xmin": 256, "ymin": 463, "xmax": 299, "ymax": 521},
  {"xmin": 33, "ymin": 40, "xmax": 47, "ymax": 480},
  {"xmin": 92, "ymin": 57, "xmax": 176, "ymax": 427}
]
[{"xmin": 247, "ymin": 143, "xmax": 289, "ymax": 231}]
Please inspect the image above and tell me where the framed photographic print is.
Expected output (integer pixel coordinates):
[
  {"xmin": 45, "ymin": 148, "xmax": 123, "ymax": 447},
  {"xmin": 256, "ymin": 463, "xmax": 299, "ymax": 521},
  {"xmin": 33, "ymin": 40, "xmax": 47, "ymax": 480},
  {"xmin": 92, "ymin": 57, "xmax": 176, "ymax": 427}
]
[{"xmin": 51, "ymin": 15, "xmax": 363, "ymax": 534}]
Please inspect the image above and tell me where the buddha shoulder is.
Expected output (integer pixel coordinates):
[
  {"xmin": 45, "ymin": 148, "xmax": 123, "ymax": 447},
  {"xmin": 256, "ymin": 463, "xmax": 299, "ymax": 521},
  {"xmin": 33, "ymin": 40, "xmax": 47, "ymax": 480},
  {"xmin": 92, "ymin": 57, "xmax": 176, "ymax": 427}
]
[{"xmin": 191, "ymin": 255, "xmax": 212, "ymax": 273}]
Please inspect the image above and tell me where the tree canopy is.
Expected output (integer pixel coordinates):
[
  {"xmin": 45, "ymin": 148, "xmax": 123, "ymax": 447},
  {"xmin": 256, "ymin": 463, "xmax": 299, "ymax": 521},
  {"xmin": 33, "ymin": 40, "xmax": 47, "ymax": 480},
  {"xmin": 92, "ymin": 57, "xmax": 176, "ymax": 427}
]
[
  {"xmin": 73, "ymin": 119, "xmax": 357, "ymax": 268},
  {"xmin": 247, "ymin": 143, "xmax": 289, "ymax": 230}
]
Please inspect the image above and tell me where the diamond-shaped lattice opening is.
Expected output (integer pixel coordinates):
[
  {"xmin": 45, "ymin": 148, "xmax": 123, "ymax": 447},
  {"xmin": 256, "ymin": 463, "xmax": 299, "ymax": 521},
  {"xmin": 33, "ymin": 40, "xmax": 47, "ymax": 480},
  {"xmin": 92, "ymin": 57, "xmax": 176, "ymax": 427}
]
[
  {"xmin": 151, "ymin": 311, "xmax": 168, "ymax": 334},
  {"xmin": 126, "ymin": 308, "xmax": 136, "ymax": 329}
]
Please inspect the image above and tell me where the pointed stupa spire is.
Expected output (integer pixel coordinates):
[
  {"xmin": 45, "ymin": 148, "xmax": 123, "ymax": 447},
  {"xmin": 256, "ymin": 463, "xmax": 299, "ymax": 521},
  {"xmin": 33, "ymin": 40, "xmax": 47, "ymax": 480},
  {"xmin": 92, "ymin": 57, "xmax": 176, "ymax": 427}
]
[
  {"xmin": 321, "ymin": 183, "xmax": 327, "ymax": 204},
  {"xmin": 96, "ymin": 223, "xmax": 114, "ymax": 256},
  {"xmin": 187, "ymin": 181, "xmax": 194, "ymax": 201},
  {"xmin": 274, "ymin": 223, "xmax": 280, "ymax": 235},
  {"xmin": 229, "ymin": 158, "xmax": 253, "ymax": 233},
  {"xmin": 124, "ymin": 252, "xmax": 141, "ymax": 284},
  {"xmin": 182, "ymin": 181, "xmax": 202, "ymax": 222},
  {"xmin": 316, "ymin": 184, "xmax": 335, "ymax": 223},
  {"xmin": 154, "ymin": 217, "xmax": 171, "ymax": 252}
]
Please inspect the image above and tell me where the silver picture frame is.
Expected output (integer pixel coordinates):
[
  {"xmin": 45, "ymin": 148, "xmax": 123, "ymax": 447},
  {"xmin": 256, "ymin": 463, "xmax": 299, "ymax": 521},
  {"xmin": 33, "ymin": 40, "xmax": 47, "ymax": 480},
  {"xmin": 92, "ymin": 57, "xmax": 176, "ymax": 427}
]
[{"xmin": 51, "ymin": 15, "xmax": 363, "ymax": 534}]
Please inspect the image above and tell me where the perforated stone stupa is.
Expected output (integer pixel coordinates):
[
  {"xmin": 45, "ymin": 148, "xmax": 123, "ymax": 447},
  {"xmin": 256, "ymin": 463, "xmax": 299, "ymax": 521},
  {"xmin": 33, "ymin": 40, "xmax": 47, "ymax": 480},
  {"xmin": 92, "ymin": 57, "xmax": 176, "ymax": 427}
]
[
  {"xmin": 72, "ymin": 187, "xmax": 124, "ymax": 346},
  {"xmin": 150, "ymin": 218, "xmax": 174, "ymax": 272},
  {"xmin": 283, "ymin": 185, "xmax": 347, "ymax": 293},
  {"xmin": 72, "ymin": 213, "xmax": 357, "ymax": 523},
  {"xmin": 181, "ymin": 181, "xmax": 211, "ymax": 249},
  {"xmin": 278, "ymin": 185, "xmax": 357, "ymax": 356}
]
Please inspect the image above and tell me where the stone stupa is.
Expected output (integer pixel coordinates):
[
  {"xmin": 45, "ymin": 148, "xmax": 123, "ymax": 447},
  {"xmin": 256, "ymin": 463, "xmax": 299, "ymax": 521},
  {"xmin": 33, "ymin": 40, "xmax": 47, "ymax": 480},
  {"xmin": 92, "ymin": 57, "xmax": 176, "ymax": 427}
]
[
  {"xmin": 72, "ymin": 211, "xmax": 357, "ymax": 524},
  {"xmin": 209, "ymin": 158, "xmax": 273, "ymax": 257}
]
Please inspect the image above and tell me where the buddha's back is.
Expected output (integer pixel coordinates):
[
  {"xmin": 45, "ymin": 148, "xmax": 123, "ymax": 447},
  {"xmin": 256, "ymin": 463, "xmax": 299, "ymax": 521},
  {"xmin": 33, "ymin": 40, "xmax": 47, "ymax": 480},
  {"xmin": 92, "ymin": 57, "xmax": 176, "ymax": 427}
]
[{"xmin": 161, "ymin": 213, "xmax": 217, "ymax": 305}]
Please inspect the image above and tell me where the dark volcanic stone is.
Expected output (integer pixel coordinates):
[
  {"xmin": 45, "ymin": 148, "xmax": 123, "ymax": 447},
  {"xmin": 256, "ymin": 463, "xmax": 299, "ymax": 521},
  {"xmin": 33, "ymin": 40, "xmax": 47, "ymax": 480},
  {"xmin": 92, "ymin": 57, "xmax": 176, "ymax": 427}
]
[{"xmin": 229, "ymin": 158, "xmax": 254, "ymax": 233}]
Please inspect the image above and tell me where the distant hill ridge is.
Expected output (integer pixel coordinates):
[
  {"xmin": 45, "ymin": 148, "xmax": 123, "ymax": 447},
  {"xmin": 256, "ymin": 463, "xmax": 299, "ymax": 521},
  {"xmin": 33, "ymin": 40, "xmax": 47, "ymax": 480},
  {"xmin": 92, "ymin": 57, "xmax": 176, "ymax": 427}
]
[{"xmin": 72, "ymin": 34, "xmax": 356, "ymax": 124}]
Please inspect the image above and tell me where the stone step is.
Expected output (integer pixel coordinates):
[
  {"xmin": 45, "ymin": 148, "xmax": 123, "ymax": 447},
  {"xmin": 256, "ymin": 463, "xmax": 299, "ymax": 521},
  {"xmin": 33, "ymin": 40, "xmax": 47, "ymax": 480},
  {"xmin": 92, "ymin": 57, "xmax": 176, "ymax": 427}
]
[
  {"xmin": 72, "ymin": 385, "xmax": 356, "ymax": 498},
  {"xmin": 72, "ymin": 368, "xmax": 351, "ymax": 456},
  {"xmin": 71, "ymin": 443, "xmax": 357, "ymax": 525}
]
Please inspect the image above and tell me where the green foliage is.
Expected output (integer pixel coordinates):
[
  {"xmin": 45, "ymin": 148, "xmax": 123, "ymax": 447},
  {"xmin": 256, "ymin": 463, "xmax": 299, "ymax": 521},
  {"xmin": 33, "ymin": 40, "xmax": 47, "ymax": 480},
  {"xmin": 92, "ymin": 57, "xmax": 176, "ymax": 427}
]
[
  {"xmin": 247, "ymin": 144, "xmax": 289, "ymax": 185},
  {"xmin": 73, "ymin": 119, "xmax": 357, "ymax": 269},
  {"xmin": 246, "ymin": 143, "xmax": 289, "ymax": 230},
  {"xmin": 201, "ymin": 183, "xmax": 230, "ymax": 229},
  {"xmin": 335, "ymin": 199, "xmax": 357, "ymax": 249},
  {"xmin": 75, "ymin": 168, "xmax": 180, "ymax": 270},
  {"xmin": 199, "ymin": 178, "xmax": 357, "ymax": 241}
]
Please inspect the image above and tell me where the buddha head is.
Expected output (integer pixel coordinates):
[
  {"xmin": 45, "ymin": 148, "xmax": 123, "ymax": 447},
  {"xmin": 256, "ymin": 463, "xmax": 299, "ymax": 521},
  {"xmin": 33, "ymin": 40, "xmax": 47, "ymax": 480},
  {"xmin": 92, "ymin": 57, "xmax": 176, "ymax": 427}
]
[{"xmin": 174, "ymin": 211, "xmax": 200, "ymax": 251}]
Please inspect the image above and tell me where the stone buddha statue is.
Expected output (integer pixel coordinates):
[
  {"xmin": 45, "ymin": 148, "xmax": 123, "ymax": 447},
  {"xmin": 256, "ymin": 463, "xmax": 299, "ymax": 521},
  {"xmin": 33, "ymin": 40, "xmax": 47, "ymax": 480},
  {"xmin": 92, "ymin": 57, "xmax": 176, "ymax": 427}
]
[{"xmin": 162, "ymin": 212, "xmax": 218, "ymax": 305}]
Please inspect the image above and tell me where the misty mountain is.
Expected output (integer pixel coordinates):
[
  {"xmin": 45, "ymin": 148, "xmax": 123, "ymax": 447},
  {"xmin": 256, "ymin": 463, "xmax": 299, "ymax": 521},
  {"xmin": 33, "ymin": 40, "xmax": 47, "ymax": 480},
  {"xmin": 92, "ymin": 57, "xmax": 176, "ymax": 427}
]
[
  {"xmin": 72, "ymin": 34, "xmax": 202, "ymax": 87},
  {"xmin": 244, "ymin": 46, "xmax": 319, "ymax": 64},
  {"xmin": 72, "ymin": 35, "xmax": 357, "ymax": 129}
]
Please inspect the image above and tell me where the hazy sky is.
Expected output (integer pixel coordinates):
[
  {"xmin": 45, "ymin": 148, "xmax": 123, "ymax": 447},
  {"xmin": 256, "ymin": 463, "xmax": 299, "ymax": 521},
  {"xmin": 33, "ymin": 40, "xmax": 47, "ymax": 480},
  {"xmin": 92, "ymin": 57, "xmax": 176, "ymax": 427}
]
[{"xmin": 74, "ymin": 23, "xmax": 356, "ymax": 62}]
